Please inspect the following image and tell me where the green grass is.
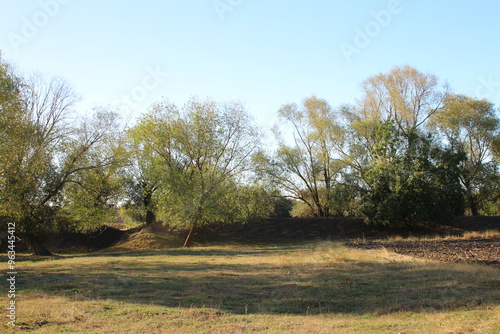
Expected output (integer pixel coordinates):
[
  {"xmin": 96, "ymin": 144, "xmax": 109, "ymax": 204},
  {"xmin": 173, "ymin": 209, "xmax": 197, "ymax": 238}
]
[{"xmin": 5, "ymin": 243, "xmax": 500, "ymax": 333}]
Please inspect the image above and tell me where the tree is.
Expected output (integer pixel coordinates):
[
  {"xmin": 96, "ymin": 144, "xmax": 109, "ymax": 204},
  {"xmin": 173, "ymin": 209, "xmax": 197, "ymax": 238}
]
[
  {"xmin": 0, "ymin": 57, "xmax": 28, "ymax": 218},
  {"xmin": 0, "ymin": 72, "xmax": 80, "ymax": 255},
  {"xmin": 256, "ymin": 96, "xmax": 346, "ymax": 217},
  {"xmin": 61, "ymin": 109, "xmax": 126, "ymax": 250},
  {"xmin": 360, "ymin": 65, "xmax": 447, "ymax": 136},
  {"xmin": 123, "ymin": 125, "xmax": 162, "ymax": 225},
  {"xmin": 132, "ymin": 97, "xmax": 264, "ymax": 247},
  {"xmin": 0, "ymin": 57, "xmax": 123, "ymax": 254},
  {"xmin": 361, "ymin": 122, "xmax": 464, "ymax": 226},
  {"xmin": 431, "ymin": 94, "xmax": 500, "ymax": 215},
  {"xmin": 340, "ymin": 66, "xmax": 448, "ymax": 182}
]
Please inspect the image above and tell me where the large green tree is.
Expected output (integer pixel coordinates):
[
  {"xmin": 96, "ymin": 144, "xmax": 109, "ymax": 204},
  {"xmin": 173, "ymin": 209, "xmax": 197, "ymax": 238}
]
[
  {"xmin": 340, "ymin": 65, "xmax": 448, "ymax": 182},
  {"xmin": 123, "ymin": 119, "xmax": 163, "ymax": 226},
  {"xmin": 0, "ymin": 57, "xmax": 27, "ymax": 220},
  {"xmin": 361, "ymin": 122, "xmax": 465, "ymax": 226},
  {"xmin": 431, "ymin": 94, "xmax": 500, "ymax": 215},
  {"xmin": 61, "ymin": 109, "xmax": 126, "ymax": 249},
  {"xmin": 0, "ymin": 57, "xmax": 123, "ymax": 254},
  {"xmin": 335, "ymin": 66, "xmax": 461, "ymax": 223},
  {"xmin": 0, "ymin": 72, "xmax": 79, "ymax": 254},
  {"xmin": 131, "ymin": 97, "xmax": 266, "ymax": 247}
]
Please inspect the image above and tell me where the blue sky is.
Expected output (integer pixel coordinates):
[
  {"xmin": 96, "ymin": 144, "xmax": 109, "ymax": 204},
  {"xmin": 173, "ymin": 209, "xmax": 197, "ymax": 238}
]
[{"xmin": 1, "ymin": 0, "xmax": 499, "ymax": 128}]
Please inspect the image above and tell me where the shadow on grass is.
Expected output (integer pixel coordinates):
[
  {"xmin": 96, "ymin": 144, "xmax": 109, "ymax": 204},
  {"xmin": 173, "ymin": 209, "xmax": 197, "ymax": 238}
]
[
  {"xmin": 18, "ymin": 246, "xmax": 500, "ymax": 316},
  {"xmin": 36, "ymin": 245, "xmax": 307, "ymax": 259}
]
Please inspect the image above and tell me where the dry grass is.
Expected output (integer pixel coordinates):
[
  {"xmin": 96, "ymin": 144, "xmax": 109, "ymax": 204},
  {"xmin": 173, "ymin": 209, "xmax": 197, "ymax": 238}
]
[
  {"xmin": 385, "ymin": 229, "xmax": 500, "ymax": 242},
  {"xmin": 459, "ymin": 230, "xmax": 500, "ymax": 239},
  {"xmin": 4, "ymin": 243, "xmax": 500, "ymax": 333},
  {"xmin": 106, "ymin": 231, "xmax": 182, "ymax": 252}
]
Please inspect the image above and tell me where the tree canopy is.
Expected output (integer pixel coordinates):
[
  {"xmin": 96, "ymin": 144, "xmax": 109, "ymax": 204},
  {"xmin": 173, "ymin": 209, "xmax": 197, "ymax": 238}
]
[
  {"xmin": 128, "ymin": 97, "xmax": 268, "ymax": 247},
  {"xmin": 1, "ymin": 56, "xmax": 499, "ymax": 253}
]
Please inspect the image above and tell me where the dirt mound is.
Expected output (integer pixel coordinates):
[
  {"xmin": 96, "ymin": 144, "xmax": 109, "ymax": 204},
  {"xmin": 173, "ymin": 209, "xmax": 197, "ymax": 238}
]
[
  {"xmin": 346, "ymin": 238, "xmax": 500, "ymax": 267},
  {"xmin": 104, "ymin": 221, "xmax": 183, "ymax": 252},
  {"xmin": 106, "ymin": 230, "xmax": 182, "ymax": 252}
]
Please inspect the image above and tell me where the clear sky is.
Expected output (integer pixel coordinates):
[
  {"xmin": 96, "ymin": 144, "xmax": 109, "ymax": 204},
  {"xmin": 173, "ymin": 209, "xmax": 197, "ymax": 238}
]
[{"xmin": 1, "ymin": 0, "xmax": 499, "ymax": 128}]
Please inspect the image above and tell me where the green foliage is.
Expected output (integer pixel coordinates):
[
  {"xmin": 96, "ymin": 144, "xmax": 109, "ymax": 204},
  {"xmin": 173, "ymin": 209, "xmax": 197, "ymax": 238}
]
[
  {"xmin": 130, "ymin": 97, "xmax": 267, "ymax": 245},
  {"xmin": 269, "ymin": 193, "xmax": 294, "ymax": 217},
  {"xmin": 290, "ymin": 200, "xmax": 315, "ymax": 218},
  {"xmin": 232, "ymin": 185, "xmax": 275, "ymax": 221},
  {"xmin": 3, "ymin": 58, "xmax": 500, "ymax": 252},
  {"xmin": 0, "ymin": 56, "xmax": 125, "ymax": 254},
  {"xmin": 0, "ymin": 59, "xmax": 30, "ymax": 219},
  {"xmin": 361, "ymin": 122, "xmax": 465, "ymax": 226},
  {"xmin": 258, "ymin": 96, "xmax": 346, "ymax": 217},
  {"xmin": 431, "ymin": 94, "xmax": 500, "ymax": 215},
  {"xmin": 328, "ymin": 183, "xmax": 362, "ymax": 217},
  {"xmin": 360, "ymin": 65, "xmax": 446, "ymax": 135},
  {"xmin": 61, "ymin": 159, "xmax": 123, "ymax": 234},
  {"xmin": 289, "ymin": 183, "xmax": 361, "ymax": 218}
]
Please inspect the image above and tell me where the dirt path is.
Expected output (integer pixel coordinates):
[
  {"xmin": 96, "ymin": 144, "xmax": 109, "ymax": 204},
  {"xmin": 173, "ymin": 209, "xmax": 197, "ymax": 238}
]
[{"xmin": 345, "ymin": 238, "xmax": 500, "ymax": 268}]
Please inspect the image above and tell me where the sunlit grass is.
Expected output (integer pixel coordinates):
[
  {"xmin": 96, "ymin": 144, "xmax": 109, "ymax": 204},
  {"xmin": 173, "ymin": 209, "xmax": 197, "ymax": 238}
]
[
  {"xmin": 8, "ymin": 243, "xmax": 500, "ymax": 333},
  {"xmin": 384, "ymin": 229, "xmax": 500, "ymax": 242}
]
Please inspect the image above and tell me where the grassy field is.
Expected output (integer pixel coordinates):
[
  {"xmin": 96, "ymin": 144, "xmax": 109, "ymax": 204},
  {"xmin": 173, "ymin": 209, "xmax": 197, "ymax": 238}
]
[{"xmin": 6, "ymin": 242, "xmax": 500, "ymax": 333}]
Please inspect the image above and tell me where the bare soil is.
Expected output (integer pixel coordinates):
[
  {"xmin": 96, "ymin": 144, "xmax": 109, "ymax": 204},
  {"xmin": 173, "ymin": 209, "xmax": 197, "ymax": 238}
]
[
  {"xmin": 208, "ymin": 216, "xmax": 500, "ymax": 268},
  {"xmin": 345, "ymin": 238, "xmax": 500, "ymax": 268}
]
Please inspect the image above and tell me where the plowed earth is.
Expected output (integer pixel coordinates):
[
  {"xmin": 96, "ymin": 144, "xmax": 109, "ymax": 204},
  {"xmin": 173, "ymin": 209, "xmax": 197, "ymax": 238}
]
[{"xmin": 345, "ymin": 238, "xmax": 500, "ymax": 268}]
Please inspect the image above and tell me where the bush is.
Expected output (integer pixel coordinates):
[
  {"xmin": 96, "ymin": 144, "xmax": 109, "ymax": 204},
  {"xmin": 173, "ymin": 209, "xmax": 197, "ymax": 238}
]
[{"xmin": 361, "ymin": 124, "xmax": 464, "ymax": 226}]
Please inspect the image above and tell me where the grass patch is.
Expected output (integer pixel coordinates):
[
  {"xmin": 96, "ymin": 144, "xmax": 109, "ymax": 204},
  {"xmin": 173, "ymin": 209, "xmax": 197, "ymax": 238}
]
[
  {"xmin": 385, "ymin": 229, "xmax": 500, "ymax": 242},
  {"xmin": 8, "ymin": 243, "xmax": 500, "ymax": 333}
]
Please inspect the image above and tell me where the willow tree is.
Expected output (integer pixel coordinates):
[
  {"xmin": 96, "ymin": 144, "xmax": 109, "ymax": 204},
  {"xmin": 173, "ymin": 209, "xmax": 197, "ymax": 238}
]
[
  {"xmin": 255, "ymin": 96, "xmax": 346, "ymax": 217},
  {"xmin": 123, "ymin": 123, "xmax": 162, "ymax": 226},
  {"xmin": 131, "ymin": 97, "xmax": 264, "ymax": 247},
  {"xmin": 0, "ymin": 57, "xmax": 27, "ymax": 221},
  {"xmin": 0, "ymin": 69, "xmax": 80, "ymax": 254},
  {"xmin": 360, "ymin": 65, "xmax": 447, "ymax": 136},
  {"xmin": 340, "ymin": 65, "xmax": 448, "ymax": 185},
  {"xmin": 0, "ymin": 57, "xmax": 123, "ymax": 255},
  {"xmin": 431, "ymin": 94, "xmax": 500, "ymax": 215},
  {"xmin": 61, "ymin": 109, "xmax": 126, "ymax": 250}
]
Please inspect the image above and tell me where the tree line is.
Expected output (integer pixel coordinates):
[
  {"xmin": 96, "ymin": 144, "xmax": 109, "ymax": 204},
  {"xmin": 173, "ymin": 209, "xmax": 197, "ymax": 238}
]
[{"xmin": 1, "ymin": 56, "xmax": 499, "ymax": 254}]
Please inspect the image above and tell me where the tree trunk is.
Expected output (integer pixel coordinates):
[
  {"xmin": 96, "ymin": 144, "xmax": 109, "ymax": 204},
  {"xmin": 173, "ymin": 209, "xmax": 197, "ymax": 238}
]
[
  {"xmin": 28, "ymin": 235, "xmax": 53, "ymax": 256},
  {"xmin": 463, "ymin": 180, "xmax": 479, "ymax": 216},
  {"xmin": 183, "ymin": 225, "xmax": 196, "ymax": 248},
  {"xmin": 143, "ymin": 190, "xmax": 156, "ymax": 225},
  {"xmin": 145, "ymin": 209, "xmax": 156, "ymax": 225},
  {"xmin": 316, "ymin": 203, "xmax": 326, "ymax": 217},
  {"xmin": 465, "ymin": 188, "xmax": 479, "ymax": 216},
  {"xmin": 469, "ymin": 197, "xmax": 479, "ymax": 216}
]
